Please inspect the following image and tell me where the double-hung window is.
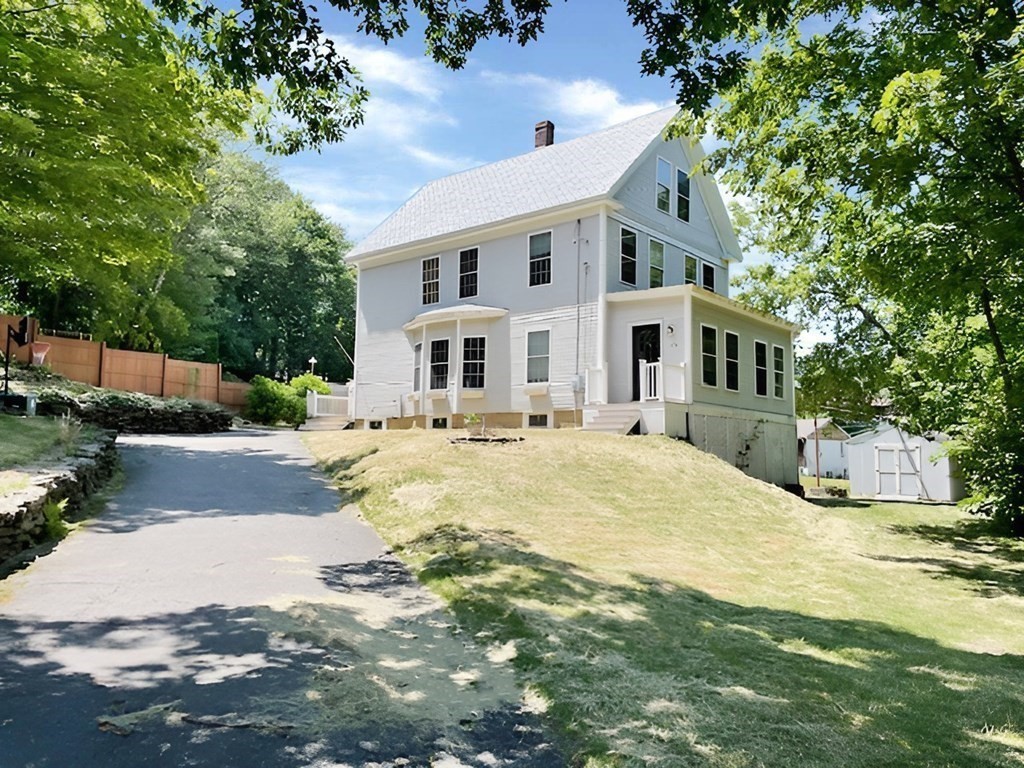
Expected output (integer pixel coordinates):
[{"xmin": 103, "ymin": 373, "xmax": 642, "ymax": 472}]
[
  {"xmin": 754, "ymin": 341, "xmax": 768, "ymax": 397},
  {"xmin": 529, "ymin": 232, "xmax": 552, "ymax": 286},
  {"xmin": 773, "ymin": 345, "xmax": 786, "ymax": 399},
  {"xmin": 412, "ymin": 342, "xmax": 422, "ymax": 391},
  {"xmin": 656, "ymin": 158, "xmax": 672, "ymax": 213},
  {"xmin": 702, "ymin": 263, "xmax": 716, "ymax": 293},
  {"xmin": 459, "ymin": 248, "xmax": 478, "ymax": 299},
  {"xmin": 430, "ymin": 339, "xmax": 449, "ymax": 390},
  {"xmin": 676, "ymin": 168, "xmax": 690, "ymax": 222},
  {"xmin": 526, "ymin": 330, "xmax": 550, "ymax": 383},
  {"xmin": 649, "ymin": 240, "xmax": 665, "ymax": 289},
  {"xmin": 725, "ymin": 332, "xmax": 740, "ymax": 392},
  {"xmin": 620, "ymin": 227, "xmax": 637, "ymax": 286},
  {"xmin": 701, "ymin": 325, "xmax": 717, "ymax": 387},
  {"xmin": 462, "ymin": 337, "xmax": 485, "ymax": 389},
  {"xmin": 684, "ymin": 255, "xmax": 698, "ymax": 285},
  {"xmin": 422, "ymin": 256, "xmax": 439, "ymax": 305}
]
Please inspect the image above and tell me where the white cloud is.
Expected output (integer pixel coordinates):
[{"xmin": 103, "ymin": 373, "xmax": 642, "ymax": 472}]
[
  {"xmin": 328, "ymin": 34, "xmax": 443, "ymax": 100},
  {"xmin": 480, "ymin": 71, "xmax": 673, "ymax": 135},
  {"xmin": 404, "ymin": 146, "xmax": 480, "ymax": 173}
]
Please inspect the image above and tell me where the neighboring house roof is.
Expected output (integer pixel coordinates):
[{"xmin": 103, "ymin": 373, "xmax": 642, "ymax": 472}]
[
  {"xmin": 797, "ymin": 417, "xmax": 852, "ymax": 441},
  {"xmin": 845, "ymin": 422, "xmax": 950, "ymax": 446},
  {"xmin": 348, "ymin": 108, "xmax": 739, "ymax": 262}
]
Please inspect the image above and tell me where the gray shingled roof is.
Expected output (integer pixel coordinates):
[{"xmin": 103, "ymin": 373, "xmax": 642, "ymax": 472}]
[{"xmin": 348, "ymin": 107, "xmax": 678, "ymax": 260}]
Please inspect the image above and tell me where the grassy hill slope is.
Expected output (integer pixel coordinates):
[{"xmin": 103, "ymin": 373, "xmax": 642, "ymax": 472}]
[{"xmin": 306, "ymin": 429, "xmax": 1024, "ymax": 767}]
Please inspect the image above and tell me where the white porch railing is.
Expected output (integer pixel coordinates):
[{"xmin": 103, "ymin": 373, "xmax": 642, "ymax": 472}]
[
  {"xmin": 307, "ymin": 390, "xmax": 349, "ymax": 418},
  {"xmin": 639, "ymin": 359, "xmax": 663, "ymax": 402}
]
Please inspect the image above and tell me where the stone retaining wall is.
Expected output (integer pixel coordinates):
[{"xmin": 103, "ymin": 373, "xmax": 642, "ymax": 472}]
[{"xmin": 0, "ymin": 433, "xmax": 119, "ymax": 565}]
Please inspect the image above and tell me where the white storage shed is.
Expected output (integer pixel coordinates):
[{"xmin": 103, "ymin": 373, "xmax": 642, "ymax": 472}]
[
  {"xmin": 847, "ymin": 423, "xmax": 965, "ymax": 502},
  {"xmin": 797, "ymin": 418, "xmax": 851, "ymax": 479}
]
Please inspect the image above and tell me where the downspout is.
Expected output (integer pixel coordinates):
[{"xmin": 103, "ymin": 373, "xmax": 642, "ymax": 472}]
[{"xmin": 574, "ymin": 218, "xmax": 582, "ymax": 426}]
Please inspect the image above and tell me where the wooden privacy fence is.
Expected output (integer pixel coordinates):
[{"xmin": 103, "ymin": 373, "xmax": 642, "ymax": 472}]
[{"xmin": 1, "ymin": 315, "xmax": 250, "ymax": 409}]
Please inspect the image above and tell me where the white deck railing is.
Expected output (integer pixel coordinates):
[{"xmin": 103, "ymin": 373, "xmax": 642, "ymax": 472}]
[{"xmin": 306, "ymin": 390, "xmax": 349, "ymax": 418}]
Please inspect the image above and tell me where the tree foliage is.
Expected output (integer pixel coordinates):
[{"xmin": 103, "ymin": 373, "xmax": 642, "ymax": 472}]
[
  {"xmin": 711, "ymin": 3, "xmax": 1024, "ymax": 530},
  {"xmin": 168, "ymin": 154, "xmax": 356, "ymax": 383},
  {"xmin": 0, "ymin": 0, "xmax": 249, "ymax": 344}
]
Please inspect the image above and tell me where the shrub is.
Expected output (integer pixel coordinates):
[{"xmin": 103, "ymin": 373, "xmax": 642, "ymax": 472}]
[
  {"xmin": 289, "ymin": 373, "xmax": 331, "ymax": 397},
  {"xmin": 245, "ymin": 375, "xmax": 306, "ymax": 426}
]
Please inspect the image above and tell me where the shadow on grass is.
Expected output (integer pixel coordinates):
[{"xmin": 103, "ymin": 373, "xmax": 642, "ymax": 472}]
[
  {"xmin": 402, "ymin": 524, "xmax": 1024, "ymax": 767},
  {"xmin": 316, "ymin": 446, "xmax": 378, "ymax": 506},
  {"xmin": 806, "ymin": 497, "xmax": 872, "ymax": 509},
  {"xmin": 880, "ymin": 518, "xmax": 1024, "ymax": 598}
]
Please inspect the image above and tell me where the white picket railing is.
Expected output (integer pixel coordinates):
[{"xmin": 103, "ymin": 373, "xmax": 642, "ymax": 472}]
[{"xmin": 639, "ymin": 359, "xmax": 662, "ymax": 402}]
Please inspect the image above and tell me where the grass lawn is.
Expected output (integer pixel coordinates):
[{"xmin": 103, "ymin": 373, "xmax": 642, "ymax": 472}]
[
  {"xmin": 0, "ymin": 413, "xmax": 79, "ymax": 471},
  {"xmin": 306, "ymin": 429, "xmax": 1024, "ymax": 767}
]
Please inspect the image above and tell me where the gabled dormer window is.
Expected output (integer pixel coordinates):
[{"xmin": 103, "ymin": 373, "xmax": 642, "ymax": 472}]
[
  {"xmin": 620, "ymin": 227, "xmax": 637, "ymax": 286},
  {"xmin": 422, "ymin": 256, "xmax": 439, "ymax": 305},
  {"xmin": 529, "ymin": 232, "xmax": 552, "ymax": 286},
  {"xmin": 459, "ymin": 248, "xmax": 478, "ymax": 299},
  {"xmin": 656, "ymin": 158, "xmax": 672, "ymax": 214},
  {"xmin": 676, "ymin": 168, "xmax": 690, "ymax": 222}
]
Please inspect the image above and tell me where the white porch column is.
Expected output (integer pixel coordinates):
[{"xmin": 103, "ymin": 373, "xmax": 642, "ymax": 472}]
[{"xmin": 593, "ymin": 207, "xmax": 609, "ymax": 404}]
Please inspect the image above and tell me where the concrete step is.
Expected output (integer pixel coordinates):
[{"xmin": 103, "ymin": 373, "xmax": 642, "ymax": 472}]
[
  {"xmin": 299, "ymin": 416, "xmax": 353, "ymax": 432},
  {"xmin": 583, "ymin": 412, "xmax": 640, "ymax": 435}
]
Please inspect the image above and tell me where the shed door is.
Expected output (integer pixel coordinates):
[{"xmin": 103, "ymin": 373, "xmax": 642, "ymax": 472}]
[{"xmin": 875, "ymin": 445, "xmax": 921, "ymax": 498}]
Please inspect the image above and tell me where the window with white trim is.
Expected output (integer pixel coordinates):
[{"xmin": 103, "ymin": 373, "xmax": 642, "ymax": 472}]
[
  {"xmin": 684, "ymin": 255, "xmax": 698, "ymax": 285},
  {"xmin": 529, "ymin": 232, "xmax": 552, "ymax": 286},
  {"xmin": 649, "ymin": 239, "xmax": 665, "ymax": 289},
  {"xmin": 620, "ymin": 227, "xmax": 637, "ymax": 285},
  {"xmin": 526, "ymin": 330, "xmax": 550, "ymax": 383},
  {"xmin": 725, "ymin": 331, "xmax": 739, "ymax": 392},
  {"xmin": 702, "ymin": 262, "xmax": 716, "ymax": 293},
  {"xmin": 430, "ymin": 338, "xmax": 449, "ymax": 390},
  {"xmin": 462, "ymin": 336, "xmax": 485, "ymax": 389},
  {"xmin": 676, "ymin": 168, "xmax": 690, "ymax": 222},
  {"xmin": 413, "ymin": 342, "xmax": 422, "ymax": 391},
  {"xmin": 701, "ymin": 325, "xmax": 717, "ymax": 387},
  {"xmin": 754, "ymin": 341, "xmax": 768, "ymax": 397},
  {"xmin": 422, "ymin": 256, "xmax": 439, "ymax": 305},
  {"xmin": 773, "ymin": 344, "xmax": 786, "ymax": 399},
  {"xmin": 656, "ymin": 157, "xmax": 672, "ymax": 213},
  {"xmin": 459, "ymin": 248, "xmax": 478, "ymax": 299}
]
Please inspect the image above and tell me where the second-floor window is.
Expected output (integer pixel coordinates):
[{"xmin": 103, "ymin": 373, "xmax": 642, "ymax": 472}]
[
  {"xmin": 529, "ymin": 232, "xmax": 552, "ymax": 286},
  {"xmin": 773, "ymin": 344, "xmax": 786, "ymax": 399},
  {"xmin": 459, "ymin": 248, "xmax": 478, "ymax": 299},
  {"xmin": 649, "ymin": 239, "xmax": 665, "ymax": 288},
  {"xmin": 702, "ymin": 262, "xmax": 716, "ymax": 293},
  {"xmin": 725, "ymin": 331, "xmax": 739, "ymax": 392},
  {"xmin": 430, "ymin": 339, "xmax": 449, "ymax": 389},
  {"xmin": 620, "ymin": 227, "xmax": 637, "ymax": 285},
  {"xmin": 754, "ymin": 340, "xmax": 768, "ymax": 397},
  {"xmin": 526, "ymin": 330, "xmax": 550, "ymax": 383},
  {"xmin": 701, "ymin": 325, "xmax": 717, "ymax": 387},
  {"xmin": 656, "ymin": 157, "xmax": 672, "ymax": 213},
  {"xmin": 684, "ymin": 254, "xmax": 698, "ymax": 285},
  {"xmin": 462, "ymin": 337, "xmax": 485, "ymax": 389},
  {"xmin": 422, "ymin": 256, "xmax": 439, "ymax": 305},
  {"xmin": 676, "ymin": 168, "xmax": 690, "ymax": 222}
]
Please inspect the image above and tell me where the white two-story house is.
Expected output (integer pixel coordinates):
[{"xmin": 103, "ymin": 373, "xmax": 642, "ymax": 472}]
[{"xmin": 346, "ymin": 108, "xmax": 800, "ymax": 486}]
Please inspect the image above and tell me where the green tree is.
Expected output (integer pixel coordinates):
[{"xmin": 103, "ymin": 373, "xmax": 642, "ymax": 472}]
[
  {"xmin": 168, "ymin": 154, "xmax": 356, "ymax": 383},
  {"xmin": 0, "ymin": 0, "xmax": 248, "ymax": 342},
  {"xmin": 708, "ymin": 3, "xmax": 1024, "ymax": 530}
]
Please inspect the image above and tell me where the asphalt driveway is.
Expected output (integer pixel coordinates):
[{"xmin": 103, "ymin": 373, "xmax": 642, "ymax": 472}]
[{"xmin": 0, "ymin": 430, "xmax": 559, "ymax": 767}]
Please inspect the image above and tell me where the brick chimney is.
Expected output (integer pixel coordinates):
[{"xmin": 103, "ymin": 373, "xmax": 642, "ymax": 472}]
[{"xmin": 534, "ymin": 120, "xmax": 555, "ymax": 148}]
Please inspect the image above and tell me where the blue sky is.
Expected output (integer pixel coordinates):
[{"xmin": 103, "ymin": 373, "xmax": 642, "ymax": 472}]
[{"xmin": 268, "ymin": 3, "xmax": 682, "ymax": 244}]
